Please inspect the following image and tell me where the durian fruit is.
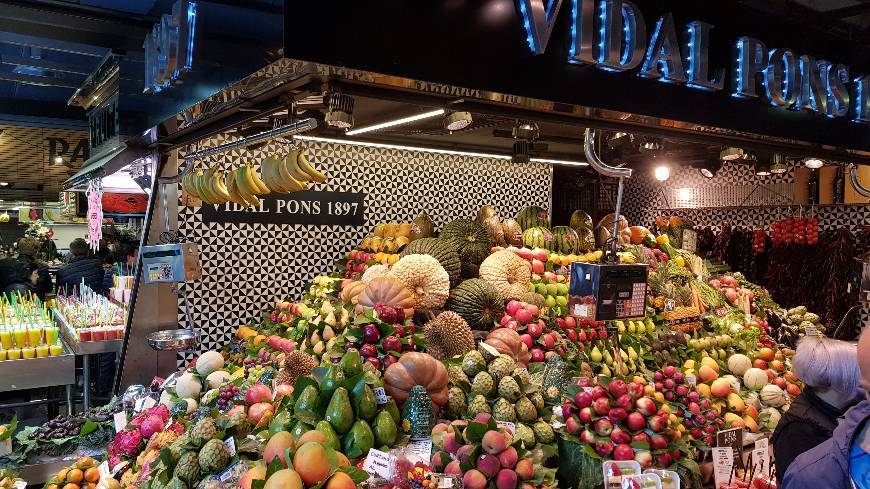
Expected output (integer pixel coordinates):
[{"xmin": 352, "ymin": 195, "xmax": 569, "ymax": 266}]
[
  {"xmin": 276, "ymin": 350, "xmax": 318, "ymax": 385},
  {"xmin": 423, "ymin": 311, "xmax": 475, "ymax": 361},
  {"xmin": 520, "ymin": 292, "xmax": 546, "ymax": 309}
]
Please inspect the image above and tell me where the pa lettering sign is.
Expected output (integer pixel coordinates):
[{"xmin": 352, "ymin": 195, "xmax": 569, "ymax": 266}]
[{"xmin": 200, "ymin": 191, "xmax": 365, "ymax": 226}]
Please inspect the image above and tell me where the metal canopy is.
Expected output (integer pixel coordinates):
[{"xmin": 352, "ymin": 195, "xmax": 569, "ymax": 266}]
[{"xmin": 63, "ymin": 143, "xmax": 146, "ymax": 190}]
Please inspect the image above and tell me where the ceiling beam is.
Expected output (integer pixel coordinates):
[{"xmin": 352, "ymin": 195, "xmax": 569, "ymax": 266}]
[
  {"xmin": 0, "ymin": 71, "xmax": 84, "ymax": 89},
  {"xmin": 822, "ymin": 3, "xmax": 870, "ymax": 19},
  {"xmin": 0, "ymin": 32, "xmax": 105, "ymax": 57},
  {"xmin": 0, "ymin": 55, "xmax": 93, "ymax": 75},
  {"xmin": 0, "ymin": 97, "xmax": 85, "ymax": 120}
]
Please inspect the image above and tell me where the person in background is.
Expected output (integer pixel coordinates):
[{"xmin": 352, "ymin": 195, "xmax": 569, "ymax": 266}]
[
  {"xmin": 15, "ymin": 237, "xmax": 52, "ymax": 300},
  {"xmin": 783, "ymin": 328, "xmax": 870, "ymax": 488},
  {"xmin": 772, "ymin": 336, "xmax": 863, "ymax": 484},
  {"xmin": 101, "ymin": 243, "xmax": 138, "ymax": 294},
  {"xmin": 56, "ymin": 238, "xmax": 104, "ymax": 294},
  {"xmin": 2, "ymin": 260, "xmax": 39, "ymax": 297}
]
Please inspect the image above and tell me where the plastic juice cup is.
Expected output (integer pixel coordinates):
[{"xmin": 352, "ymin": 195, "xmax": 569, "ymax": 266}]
[
  {"xmin": 27, "ymin": 328, "xmax": 42, "ymax": 347},
  {"xmin": 45, "ymin": 328, "xmax": 58, "ymax": 346},
  {"xmin": 35, "ymin": 345, "xmax": 49, "ymax": 358},
  {"xmin": 12, "ymin": 330, "xmax": 26, "ymax": 348},
  {"xmin": 6, "ymin": 348, "xmax": 20, "ymax": 360},
  {"xmin": 78, "ymin": 329, "xmax": 92, "ymax": 341},
  {"xmin": 0, "ymin": 331, "xmax": 11, "ymax": 350},
  {"xmin": 49, "ymin": 345, "xmax": 62, "ymax": 356},
  {"xmin": 0, "ymin": 350, "xmax": 6, "ymax": 361},
  {"xmin": 92, "ymin": 329, "xmax": 106, "ymax": 341},
  {"xmin": 21, "ymin": 347, "xmax": 35, "ymax": 359}
]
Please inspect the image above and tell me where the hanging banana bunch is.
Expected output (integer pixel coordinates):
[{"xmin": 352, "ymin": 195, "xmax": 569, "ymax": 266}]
[
  {"xmin": 229, "ymin": 163, "xmax": 269, "ymax": 207},
  {"xmin": 287, "ymin": 148, "xmax": 327, "ymax": 184},
  {"xmin": 180, "ymin": 163, "xmax": 233, "ymax": 205},
  {"xmin": 260, "ymin": 147, "xmax": 327, "ymax": 194}
]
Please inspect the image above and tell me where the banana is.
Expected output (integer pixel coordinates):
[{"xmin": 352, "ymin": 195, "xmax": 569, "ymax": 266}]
[
  {"xmin": 276, "ymin": 153, "xmax": 307, "ymax": 192},
  {"xmin": 248, "ymin": 163, "xmax": 270, "ymax": 195},
  {"xmin": 211, "ymin": 170, "xmax": 232, "ymax": 203},
  {"xmin": 204, "ymin": 168, "xmax": 225, "ymax": 204},
  {"xmin": 297, "ymin": 150, "xmax": 327, "ymax": 183},
  {"xmin": 234, "ymin": 166, "xmax": 261, "ymax": 207},
  {"xmin": 225, "ymin": 171, "xmax": 248, "ymax": 206},
  {"xmin": 181, "ymin": 167, "xmax": 199, "ymax": 200},
  {"xmin": 285, "ymin": 149, "xmax": 311, "ymax": 182},
  {"xmin": 193, "ymin": 169, "xmax": 214, "ymax": 204},
  {"xmin": 259, "ymin": 155, "xmax": 280, "ymax": 192}
]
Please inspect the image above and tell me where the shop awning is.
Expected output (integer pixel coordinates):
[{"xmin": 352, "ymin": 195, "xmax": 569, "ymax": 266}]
[{"xmin": 63, "ymin": 143, "xmax": 148, "ymax": 191}]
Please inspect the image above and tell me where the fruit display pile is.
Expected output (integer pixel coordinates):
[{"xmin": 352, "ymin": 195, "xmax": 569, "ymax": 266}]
[{"xmin": 35, "ymin": 204, "xmax": 833, "ymax": 489}]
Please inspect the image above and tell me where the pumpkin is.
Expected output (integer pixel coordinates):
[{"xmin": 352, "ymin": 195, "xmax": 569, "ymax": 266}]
[
  {"xmin": 743, "ymin": 367, "xmax": 769, "ymax": 390},
  {"xmin": 340, "ymin": 280, "xmax": 366, "ymax": 304},
  {"xmin": 628, "ymin": 226, "xmax": 651, "ymax": 245},
  {"xmin": 387, "ymin": 255, "xmax": 451, "ymax": 309},
  {"xmin": 484, "ymin": 328, "xmax": 531, "ymax": 367},
  {"xmin": 357, "ymin": 277, "xmax": 415, "ymax": 318},
  {"xmin": 361, "ymin": 264, "xmax": 390, "ymax": 283},
  {"xmin": 479, "ymin": 250, "xmax": 532, "ymax": 301},
  {"xmin": 440, "ymin": 219, "xmax": 492, "ymax": 267},
  {"xmin": 400, "ymin": 238, "xmax": 462, "ymax": 288},
  {"xmin": 383, "ymin": 352, "xmax": 449, "ymax": 406},
  {"xmin": 446, "ymin": 278, "xmax": 505, "ymax": 330},
  {"xmin": 569, "ymin": 210, "xmax": 593, "ymax": 230},
  {"xmin": 760, "ymin": 384, "xmax": 788, "ymax": 407},
  {"xmin": 727, "ymin": 354, "xmax": 752, "ymax": 377},
  {"xmin": 597, "ymin": 213, "xmax": 629, "ymax": 232},
  {"xmin": 501, "ymin": 219, "xmax": 524, "ymax": 246}
]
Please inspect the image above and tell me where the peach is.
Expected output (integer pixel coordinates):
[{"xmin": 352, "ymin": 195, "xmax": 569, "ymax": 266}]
[
  {"xmin": 293, "ymin": 442, "xmax": 329, "ymax": 486},
  {"xmin": 264, "ymin": 432, "xmax": 295, "ymax": 466},
  {"xmin": 240, "ymin": 464, "xmax": 267, "ymax": 489},
  {"xmin": 443, "ymin": 432, "xmax": 461, "ymax": 454},
  {"xmin": 497, "ymin": 446, "xmax": 518, "ymax": 469},
  {"xmin": 477, "ymin": 454, "xmax": 501, "ymax": 477},
  {"xmin": 444, "ymin": 461, "xmax": 462, "ymax": 476},
  {"xmin": 457, "ymin": 444, "xmax": 476, "ymax": 463},
  {"xmin": 474, "ymin": 413, "xmax": 493, "ymax": 424},
  {"xmin": 744, "ymin": 405, "xmax": 759, "ymax": 420},
  {"xmin": 482, "ymin": 430, "xmax": 508, "ymax": 455},
  {"xmin": 431, "ymin": 451, "xmax": 451, "ymax": 472},
  {"xmin": 264, "ymin": 469, "xmax": 303, "ymax": 489},
  {"xmin": 325, "ymin": 472, "xmax": 355, "ymax": 489},
  {"xmin": 298, "ymin": 430, "xmax": 327, "ymax": 445},
  {"xmin": 463, "ymin": 469, "xmax": 488, "ymax": 489},
  {"xmin": 515, "ymin": 458, "xmax": 534, "ymax": 481},
  {"xmin": 496, "ymin": 469, "xmax": 518, "ymax": 489},
  {"xmin": 743, "ymin": 416, "xmax": 759, "ymax": 432},
  {"xmin": 432, "ymin": 423, "xmax": 450, "ymax": 435}
]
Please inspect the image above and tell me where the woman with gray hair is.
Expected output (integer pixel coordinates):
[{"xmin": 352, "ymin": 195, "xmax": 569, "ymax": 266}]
[{"xmin": 772, "ymin": 336, "xmax": 864, "ymax": 484}]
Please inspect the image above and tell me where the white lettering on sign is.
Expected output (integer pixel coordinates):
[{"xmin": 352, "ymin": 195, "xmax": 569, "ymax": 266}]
[
  {"xmin": 373, "ymin": 387, "xmax": 388, "ymax": 405},
  {"xmin": 406, "ymin": 439, "xmax": 433, "ymax": 465}
]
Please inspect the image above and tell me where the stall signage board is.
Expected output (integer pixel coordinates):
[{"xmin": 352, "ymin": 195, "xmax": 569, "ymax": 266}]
[
  {"xmin": 284, "ymin": 1, "xmax": 870, "ymax": 151},
  {"xmin": 200, "ymin": 191, "xmax": 365, "ymax": 226},
  {"xmin": 88, "ymin": 95, "xmax": 120, "ymax": 156},
  {"xmin": 716, "ymin": 427, "xmax": 745, "ymax": 470}
]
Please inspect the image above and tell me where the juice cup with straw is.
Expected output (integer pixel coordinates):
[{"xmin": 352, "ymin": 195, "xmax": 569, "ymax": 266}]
[
  {"xmin": 48, "ymin": 345, "xmax": 62, "ymax": 356},
  {"xmin": 79, "ymin": 329, "xmax": 92, "ymax": 341},
  {"xmin": 0, "ymin": 350, "xmax": 6, "ymax": 361},
  {"xmin": 21, "ymin": 347, "xmax": 34, "ymax": 359},
  {"xmin": 6, "ymin": 348, "xmax": 20, "ymax": 360},
  {"xmin": 35, "ymin": 345, "xmax": 48, "ymax": 358},
  {"xmin": 92, "ymin": 328, "xmax": 106, "ymax": 341},
  {"xmin": 12, "ymin": 330, "xmax": 26, "ymax": 348},
  {"xmin": 27, "ymin": 328, "xmax": 42, "ymax": 347},
  {"xmin": 45, "ymin": 327, "xmax": 58, "ymax": 346},
  {"xmin": 0, "ymin": 331, "xmax": 10, "ymax": 350}
]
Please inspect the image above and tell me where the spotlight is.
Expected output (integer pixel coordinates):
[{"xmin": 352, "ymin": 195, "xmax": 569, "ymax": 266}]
[
  {"xmin": 802, "ymin": 157, "xmax": 824, "ymax": 169},
  {"xmin": 443, "ymin": 111, "xmax": 473, "ymax": 131},
  {"xmin": 511, "ymin": 141, "xmax": 530, "ymax": 164},
  {"xmin": 324, "ymin": 93, "xmax": 354, "ymax": 129},
  {"xmin": 720, "ymin": 147, "xmax": 744, "ymax": 161},
  {"xmin": 754, "ymin": 157, "xmax": 771, "ymax": 176},
  {"xmin": 53, "ymin": 155, "xmax": 63, "ymax": 165},
  {"xmin": 654, "ymin": 165, "xmax": 670, "ymax": 182},
  {"xmin": 512, "ymin": 121, "xmax": 540, "ymax": 141},
  {"xmin": 698, "ymin": 158, "xmax": 721, "ymax": 178},
  {"xmin": 770, "ymin": 154, "xmax": 788, "ymax": 174},
  {"xmin": 0, "ymin": 182, "xmax": 7, "ymax": 186}
]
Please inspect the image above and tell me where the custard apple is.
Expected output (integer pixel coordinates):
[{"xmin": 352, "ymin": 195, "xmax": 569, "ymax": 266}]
[
  {"xmin": 515, "ymin": 396, "xmax": 538, "ymax": 423},
  {"xmin": 447, "ymin": 387, "xmax": 467, "ymax": 418},
  {"xmin": 174, "ymin": 452, "xmax": 200, "ymax": 484},
  {"xmin": 512, "ymin": 367, "xmax": 531, "ymax": 385},
  {"xmin": 447, "ymin": 365, "xmax": 470, "ymax": 385},
  {"xmin": 515, "ymin": 423, "xmax": 536, "ymax": 448},
  {"xmin": 529, "ymin": 391, "xmax": 545, "ymax": 410},
  {"xmin": 462, "ymin": 351, "xmax": 487, "ymax": 377},
  {"xmin": 498, "ymin": 376, "xmax": 521, "ymax": 402},
  {"xmin": 488, "ymin": 355, "xmax": 516, "ymax": 381},
  {"xmin": 472, "ymin": 371, "xmax": 495, "ymax": 397},
  {"xmin": 467, "ymin": 394, "xmax": 491, "ymax": 417},
  {"xmin": 190, "ymin": 417, "xmax": 217, "ymax": 447},
  {"xmin": 493, "ymin": 398, "xmax": 516, "ymax": 422},
  {"xmin": 532, "ymin": 419, "xmax": 555, "ymax": 444},
  {"xmin": 198, "ymin": 438, "xmax": 231, "ymax": 474}
]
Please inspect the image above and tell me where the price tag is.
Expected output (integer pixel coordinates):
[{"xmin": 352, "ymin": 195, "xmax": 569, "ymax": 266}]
[
  {"xmin": 406, "ymin": 439, "xmax": 432, "ymax": 465},
  {"xmin": 362, "ymin": 448, "xmax": 396, "ymax": 479},
  {"xmin": 438, "ymin": 476, "xmax": 457, "ymax": 488},
  {"xmin": 712, "ymin": 447, "xmax": 735, "ymax": 489},
  {"xmin": 114, "ymin": 411, "xmax": 128, "ymax": 433},
  {"xmin": 98, "ymin": 460, "xmax": 111, "ymax": 478},
  {"xmin": 752, "ymin": 447, "xmax": 769, "ymax": 477},
  {"xmin": 496, "ymin": 421, "xmax": 516, "ymax": 435},
  {"xmin": 685, "ymin": 375, "xmax": 697, "ymax": 386},
  {"xmin": 664, "ymin": 299, "xmax": 676, "ymax": 312},
  {"xmin": 224, "ymin": 436, "xmax": 237, "ymax": 456},
  {"xmin": 373, "ymin": 387, "xmax": 388, "ymax": 405},
  {"xmin": 804, "ymin": 325, "xmax": 820, "ymax": 337},
  {"xmin": 755, "ymin": 437, "xmax": 768, "ymax": 452},
  {"xmin": 716, "ymin": 428, "xmax": 744, "ymax": 470},
  {"xmin": 13, "ymin": 481, "xmax": 26, "ymax": 489}
]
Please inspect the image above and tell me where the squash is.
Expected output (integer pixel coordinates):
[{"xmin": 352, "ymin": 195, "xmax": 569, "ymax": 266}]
[
  {"xmin": 476, "ymin": 205, "xmax": 498, "ymax": 223},
  {"xmin": 628, "ymin": 226, "xmax": 651, "ymax": 245},
  {"xmin": 743, "ymin": 367, "xmax": 769, "ymax": 390},
  {"xmin": 387, "ymin": 255, "xmax": 451, "ymax": 309},
  {"xmin": 484, "ymin": 328, "xmax": 531, "ymax": 367},
  {"xmin": 760, "ymin": 384, "xmax": 788, "ymax": 407},
  {"xmin": 361, "ymin": 264, "xmax": 390, "ymax": 283},
  {"xmin": 569, "ymin": 210, "xmax": 593, "ymax": 230},
  {"xmin": 340, "ymin": 280, "xmax": 366, "ymax": 304},
  {"xmin": 479, "ymin": 250, "xmax": 532, "ymax": 301},
  {"xmin": 440, "ymin": 219, "xmax": 492, "ymax": 267},
  {"xmin": 400, "ymin": 238, "xmax": 462, "ymax": 287},
  {"xmin": 195, "ymin": 350, "xmax": 225, "ymax": 377},
  {"xmin": 357, "ymin": 277, "xmax": 415, "ymax": 318},
  {"xmin": 482, "ymin": 216, "xmax": 506, "ymax": 247},
  {"xmin": 501, "ymin": 219, "xmax": 524, "ymax": 246},
  {"xmin": 446, "ymin": 279, "xmax": 505, "ymax": 331},
  {"xmin": 412, "ymin": 212, "xmax": 435, "ymax": 239},
  {"xmin": 727, "ymin": 354, "xmax": 752, "ymax": 377},
  {"xmin": 383, "ymin": 352, "xmax": 449, "ymax": 406}
]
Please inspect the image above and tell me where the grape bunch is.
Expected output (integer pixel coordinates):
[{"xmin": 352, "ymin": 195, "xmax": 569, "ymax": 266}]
[{"xmin": 216, "ymin": 384, "xmax": 241, "ymax": 412}]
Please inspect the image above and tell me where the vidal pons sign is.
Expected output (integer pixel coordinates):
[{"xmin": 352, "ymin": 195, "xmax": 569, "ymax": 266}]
[{"xmin": 518, "ymin": 0, "xmax": 870, "ymax": 123}]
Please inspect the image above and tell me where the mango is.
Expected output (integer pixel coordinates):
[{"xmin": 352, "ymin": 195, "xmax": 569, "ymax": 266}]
[
  {"xmin": 264, "ymin": 431, "xmax": 295, "ymax": 466},
  {"xmin": 325, "ymin": 472, "xmax": 356, "ymax": 489},
  {"xmin": 264, "ymin": 469, "xmax": 303, "ymax": 489},
  {"xmin": 240, "ymin": 464, "xmax": 267, "ymax": 489},
  {"xmin": 298, "ymin": 430, "xmax": 327, "ymax": 445},
  {"xmin": 293, "ymin": 442, "xmax": 330, "ymax": 486}
]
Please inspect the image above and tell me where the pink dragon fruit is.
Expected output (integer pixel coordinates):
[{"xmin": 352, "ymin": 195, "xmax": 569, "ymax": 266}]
[
  {"xmin": 113, "ymin": 429, "xmax": 143, "ymax": 456},
  {"xmin": 108, "ymin": 454, "xmax": 122, "ymax": 470},
  {"xmin": 167, "ymin": 421, "xmax": 184, "ymax": 435},
  {"xmin": 146, "ymin": 404, "xmax": 170, "ymax": 422},
  {"xmin": 128, "ymin": 411, "xmax": 147, "ymax": 427},
  {"xmin": 140, "ymin": 415, "xmax": 164, "ymax": 438}
]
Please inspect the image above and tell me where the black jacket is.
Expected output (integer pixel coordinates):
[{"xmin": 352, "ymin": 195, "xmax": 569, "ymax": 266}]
[
  {"xmin": 772, "ymin": 387, "xmax": 852, "ymax": 485},
  {"xmin": 16, "ymin": 254, "xmax": 52, "ymax": 300},
  {"xmin": 56, "ymin": 256, "xmax": 104, "ymax": 294}
]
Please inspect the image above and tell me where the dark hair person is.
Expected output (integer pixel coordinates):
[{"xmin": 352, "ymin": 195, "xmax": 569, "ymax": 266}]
[{"xmin": 56, "ymin": 238, "xmax": 104, "ymax": 294}]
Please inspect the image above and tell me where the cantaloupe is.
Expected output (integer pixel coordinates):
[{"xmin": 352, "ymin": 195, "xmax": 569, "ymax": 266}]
[
  {"xmin": 195, "ymin": 350, "xmax": 225, "ymax": 376},
  {"xmin": 727, "ymin": 354, "xmax": 752, "ymax": 377},
  {"xmin": 743, "ymin": 368, "xmax": 769, "ymax": 390},
  {"xmin": 175, "ymin": 372, "xmax": 202, "ymax": 399},
  {"xmin": 760, "ymin": 384, "xmax": 788, "ymax": 407}
]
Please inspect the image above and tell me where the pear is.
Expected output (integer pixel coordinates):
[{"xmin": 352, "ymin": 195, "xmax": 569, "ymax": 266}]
[
  {"xmin": 628, "ymin": 346, "xmax": 638, "ymax": 361},
  {"xmin": 600, "ymin": 364, "xmax": 612, "ymax": 377},
  {"xmin": 590, "ymin": 346, "xmax": 603, "ymax": 363},
  {"xmin": 603, "ymin": 349, "xmax": 614, "ymax": 366}
]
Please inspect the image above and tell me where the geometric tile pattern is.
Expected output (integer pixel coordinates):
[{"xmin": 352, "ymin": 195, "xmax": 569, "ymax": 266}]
[{"xmin": 176, "ymin": 138, "xmax": 552, "ymax": 361}]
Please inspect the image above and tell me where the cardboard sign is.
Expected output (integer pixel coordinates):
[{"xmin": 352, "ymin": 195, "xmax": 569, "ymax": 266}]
[
  {"xmin": 406, "ymin": 439, "xmax": 433, "ymax": 465},
  {"xmin": 712, "ymin": 447, "xmax": 735, "ymax": 489},
  {"xmin": 752, "ymin": 447, "xmax": 769, "ymax": 477},
  {"xmin": 373, "ymin": 387, "xmax": 388, "ymax": 405},
  {"xmin": 716, "ymin": 428, "xmax": 744, "ymax": 470},
  {"xmin": 362, "ymin": 449, "xmax": 396, "ymax": 479},
  {"xmin": 114, "ymin": 411, "xmax": 128, "ymax": 433}
]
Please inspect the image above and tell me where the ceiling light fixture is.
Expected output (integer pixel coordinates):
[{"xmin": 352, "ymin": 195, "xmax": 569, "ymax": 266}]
[
  {"xmin": 346, "ymin": 108, "xmax": 445, "ymax": 136},
  {"xmin": 324, "ymin": 93, "xmax": 355, "ymax": 129},
  {"xmin": 0, "ymin": 182, "xmax": 7, "ymax": 186},
  {"xmin": 698, "ymin": 157, "xmax": 721, "ymax": 178},
  {"xmin": 512, "ymin": 120, "xmax": 540, "ymax": 141},
  {"xmin": 754, "ymin": 157, "xmax": 771, "ymax": 176},
  {"xmin": 53, "ymin": 155, "xmax": 63, "ymax": 165},
  {"xmin": 770, "ymin": 153, "xmax": 788, "ymax": 174},
  {"xmin": 654, "ymin": 165, "xmax": 670, "ymax": 182},
  {"xmin": 802, "ymin": 157, "xmax": 825, "ymax": 169},
  {"xmin": 293, "ymin": 135, "xmax": 588, "ymax": 166},
  {"xmin": 720, "ymin": 147, "xmax": 744, "ymax": 161},
  {"xmin": 443, "ymin": 111, "xmax": 473, "ymax": 131},
  {"xmin": 639, "ymin": 137, "xmax": 662, "ymax": 152}
]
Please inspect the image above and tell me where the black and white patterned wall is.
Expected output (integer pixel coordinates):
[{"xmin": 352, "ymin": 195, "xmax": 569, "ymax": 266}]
[{"xmin": 176, "ymin": 138, "xmax": 552, "ymax": 357}]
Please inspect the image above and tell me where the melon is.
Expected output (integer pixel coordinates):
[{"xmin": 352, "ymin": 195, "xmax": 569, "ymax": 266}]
[
  {"xmin": 760, "ymin": 384, "xmax": 788, "ymax": 407},
  {"xmin": 412, "ymin": 212, "xmax": 435, "ymax": 239},
  {"xmin": 400, "ymin": 238, "xmax": 462, "ymax": 287},
  {"xmin": 727, "ymin": 354, "xmax": 752, "ymax": 377},
  {"xmin": 576, "ymin": 226, "xmax": 596, "ymax": 252},
  {"xmin": 482, "ymin": 216, "xmax": 505, "ymax": 247},
  {"xmin": 569, "ymin": 210, "xmax": 593, "ymax": 230},
  {"xmin": 446, "ymin": 279, "xmax": 506, "ymax": 331},
  {"xmin": 551, "ymin": 226, "xmax": 580, "ymax": 254},
  {"xmin": 477, "ymin": 205, "xmax": 498, "ymax": 223},
  {"xmin": 501, "ymin": 219, "xmax": 524, "ymax": 246},
  {"xmin": 761, "ymin": 407, "xmax": 782, "ymax": 429},
  {"xmin": 440, "ymin": 219, "xmax": 492, "ymax": 269},
  {"xmin": 743, "ymin": 367, "xmax": 769, "ymax": 390},
  {"xmin": 195, "ymin": 350, "xmax": 225, "ymax": 377},
  {"xmin": 516, "ymin": 206, "xmax": 549, "ymax": 230},
  {"xmin": 175, "ymin": 372, "xmax": 202, "ymax": 399},
  {"xmin": 522, "ymin": 226, "xmax": 554, "ymax": 250}
]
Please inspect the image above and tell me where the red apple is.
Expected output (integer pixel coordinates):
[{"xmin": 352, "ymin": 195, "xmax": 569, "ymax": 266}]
[
  {"xmin": 565, "ymin": 415, "xmax": 582, "ymax": 434},
  {"xmin": 635, "ymin": 397, "xmax": 657, "ymax": 416},
  {"xmin": 635, "ymin": 450, "xmax": 653, "ymax": 468},
  {"xmin": 594, "ymin": 439, "xmax": 614, "ymax": 458},
  {"xmin": 506, "ymin": 300, "xmax": 523, "ymax": 316},
  {"xmin": 608, "ymin": 407, "xmax": 628, "ymax": 423},
  {"xmin": 594, "ymin": 418, "xmax": 613, "ymax": 436},
  {"xmin": 531, "ymin": 348, "xmax": 545, "ymax": 363},
  {"xmin": 608, "ymin": 379, "xmax": 628, "ymax": 398},
  {"xmin": 655, "ymin": 453, "xmax": 673, "ymax": 468},
  {"xmin": 625, "ymin": 412, "xmax": 646, "ymax": 432},
  {"xmin": 520, "ymin": 334, "xmax": 533, "ymax": 348},
  {"xmin": 579, "ymin": 428, "xmax": 597, "ymax": 444},
  {"xmin": 574, "ymin": 391, "xmax": 593, "ymax": 409},
  {"xmin": 593, "ymin": 397, "xmax": 612, "ymax": 416},
  {"xmin": 245, "ymin": 383, "xmax": 273, "ymax": 405},
  {"xmin": 590, "ymin": 386, "xmax": 608, "ymax": 400},
  {"xmin": 613, "ymin": 443, "xmax": 634, "ymax": 461},
  {"xmin": 631, "ymin": 432, "xmax": 650, "ymax": 445},
  {"xmin": 530, "ymin": 260, "xmax": 545, "ymax": 275},
  {"xmin": 647, "ymin": 415, "xmax": 668, "ymax": 433},
  {"xmin": 578, "ymin": 407, "xmax": 594, "ymax": 424},
  {"xmin": 531, "ymin": 248, "xmax": 548, "ymax": 261},
  {"xmin": 649, "ymin": 433, "xmax": 669, "ymax": 450},
  {"xmin": 610, "ymin": 428, "xmax": 631, "ymax": 445},
  {"xmin": 615, "ymin": 394, "xmax": 633, "ymax": 410},
  {"xmin": 527, "ymin": 322, "xmax": 543, "ymax": 338}
]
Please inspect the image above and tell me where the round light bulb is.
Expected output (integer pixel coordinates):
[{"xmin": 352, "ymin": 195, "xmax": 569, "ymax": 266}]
[{"xmin": 654, "ymin": 165, "xmax": 670, "ymax": 182}]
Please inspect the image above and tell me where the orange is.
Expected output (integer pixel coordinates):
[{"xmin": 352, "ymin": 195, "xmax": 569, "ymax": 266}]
[
  {"xmin": 47, "ymin": 485, "xmax": 59, "ymax": 489},
  {"xmin": 84, "ymin": 467, "xmax": 100, "ymax": 482},
  {"xmin": 62, "ymin": 484, "xmax": 80, "ymax": 489},
  {"xmin": 66, "ymin": 468, "xmax": 84, "ymax": 483},
  {"xmin": 78, "ymin": 456, "xmax": 95, "ymax": 467},
  {"xmin": 56, "ymin": 469, "xmax": 69, "ymax": 481}
]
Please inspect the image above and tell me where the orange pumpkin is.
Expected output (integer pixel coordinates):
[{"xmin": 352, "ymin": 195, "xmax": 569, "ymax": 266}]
[
  {"xmin": 669, "ymin": 216, "xmax": 684, "ymax": 228},
  {"xmin": 655, "ymin": 216, "xmax": 668, "ymax": 229},
  {"xmin": 383, "ymin": 352, "xmax": 449, "ymax": 406},
  {"xmin": 628, "ymin": 226, "xmax": 651, "ymax": 245},
  {"xmin": 484, "ymin": 328, "xmax": 530, "ymax": 367},
  {"xmin": 357, "ymin": 277, "xmax": 415, "ymax": 318},
  {"xmin": 339, "ymin": 280, "xmax": 366, "ymax": 304}
]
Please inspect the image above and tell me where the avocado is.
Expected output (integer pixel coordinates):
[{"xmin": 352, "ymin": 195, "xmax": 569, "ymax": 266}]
[
  {"xmin": 293, "ymin": 384, "xmax": 320, "ymax": 425},
  {"xmin": 325, "ymin": 387, "xmax": 354, "ymax": 434},
  {"xmin": 342, "ymin": 419, "xmax": 375, "ymax": 458},
  {"xmin": 315, "ymin": 420, "xmax": 341, "ymax": 451},
  {"xmin": 383, "ymin": 398, "xmax": 400, "ymax": 424},
  {"xmin": 372, "ymin": 410, "xmax": 398, "ymax": 447},
  {"xmin": 320, "ymin": 365, "xmax": 345, "ymax": 401},
  {"xmin": 339, "ymin": 349, "xmax": 363, "ymax": 378}
]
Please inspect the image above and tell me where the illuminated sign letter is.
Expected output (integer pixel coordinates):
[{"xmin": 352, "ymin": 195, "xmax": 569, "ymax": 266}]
[
  {"xmin": 518, "ymin": 0, "xmax": 564, "ymax": 55},
  {"xmin": 796, "ymin": 55, "xmax": 828, "ymax": 114},
  {"xmin": 732, "ymin": 37, "xmax": 767, "ymax": 98},
  {"xmin": 568, "ymin": 0, "xmax": 596, "ymax": 64},
  {"xmin": 685, "ymin": 21, "xmax": 724, "ymax": 91},
  {"xmin": 826, "ymin": 64, "xmax": 850, "ymax": 118},
  {"xmin": 853, "ymin": 74, "xmax": 870, "ymax": 123},
  {"xmin": 764, "ymin": 48, "xmax": 798, "ymax": 107},
  {"xmin": 597, "ymin": 0, "xmax": 646, "ymax": 71},
  {"xmin": 639, "ymin": 13, "xmax": 686, "ymax": 83}
]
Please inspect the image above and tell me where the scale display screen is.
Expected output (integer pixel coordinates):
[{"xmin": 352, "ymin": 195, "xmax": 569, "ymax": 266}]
[
  {"xmin": 140, "ymin": 243, "xmax": 201, "ymax": 283},
  {"xmin": 569, "ymin": 262, "xmax": 649, "ymax": 321}
]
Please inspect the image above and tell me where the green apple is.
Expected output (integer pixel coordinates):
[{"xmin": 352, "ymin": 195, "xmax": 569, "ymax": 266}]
[
  {"xmin": 555, "ymin": 296, "xmax": 568, "ymax": 307},
  {"xmin": 545, "ymin": 296, "xmax": 556, "ymax": 308},
  {"xmin": 556, "ymin": 283, "xmax": 569, "ymax": 296},
  {"xmin": 546, "ymin": 284, "xmax": 558, "ymax": 296},
  {"xmin": 536, "ymin": 283, "xmax": 549, "ymax": 295}
]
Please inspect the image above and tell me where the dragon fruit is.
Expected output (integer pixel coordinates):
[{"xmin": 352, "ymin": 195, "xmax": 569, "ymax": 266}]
[
  {"xmin": 113, "ymin": 429, "xmax": 143, "ymax": 456},
  {"xmin": 108, "ymin": 454, "xmax": 122, "ymax": 470},
  {"xmin": 140, "ymin": 415, "xmax": 164, "ymax": 438},
  {"xmin": 146, "ymin": 403, "xmax": 170, "ymax": 422},
  {"xmin": 167, "ymin": 421, "xmax": 184, "ymax": 435}
]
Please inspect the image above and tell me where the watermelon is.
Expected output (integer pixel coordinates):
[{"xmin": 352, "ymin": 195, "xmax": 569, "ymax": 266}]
[
  {"xmin": 569, "ymin": 210, "xmax": 593, "ymax": 230},
  {"xmin": 516, "ymin": 206, "xmax": 549, "ymax": 230},
  {"xmin": 501, "ymin": 219, "xmax": 524, "ymax": 246},
  {"xmin": 552, "ymin": 226, "xmax": 580, "ymax": 254},
  {"xmin": 522, "ymin": 226, "xmax": 555, "ymax": 250}
]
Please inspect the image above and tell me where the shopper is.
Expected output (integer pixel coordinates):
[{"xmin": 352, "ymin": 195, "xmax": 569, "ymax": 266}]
[
  {"xmin": 773, "ymin": 337, "xmax": 863, "ymax": 484},
  {"xmin": 102, "ymin": 243, "xmax": 138, "ymax": 294},
  {"xmin": 56, "ymin": 238, "xmax": 104, "ymax": 294},
  {"xmin": 1, "ymin": 260, "xmax": 39, "ymax": 298},
  {"xmin": 15, "ymin": 237, "xmax": 52, "ymax": 300},
  {"xmin": 782, "ymin": 328, "xmax": 870, "ymax": 489}
]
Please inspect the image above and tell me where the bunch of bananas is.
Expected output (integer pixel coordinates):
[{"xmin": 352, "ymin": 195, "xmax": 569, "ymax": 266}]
[
  {"xmin": 260, "ymin": 148, "xmax": 326, "ymax": 193},
  {"xmin": 181, "ymin": 166, "xmax": 234, "ymax": 205}
]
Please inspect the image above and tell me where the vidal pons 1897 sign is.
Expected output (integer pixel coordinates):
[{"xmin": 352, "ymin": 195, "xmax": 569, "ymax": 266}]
[
  {"xmin": 518, "ymin": 0, "xmax": 869, "ymax": 122},
  {"xmin": 200, "ymin": 191, "xmax": 365, "ymax": 226}
]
